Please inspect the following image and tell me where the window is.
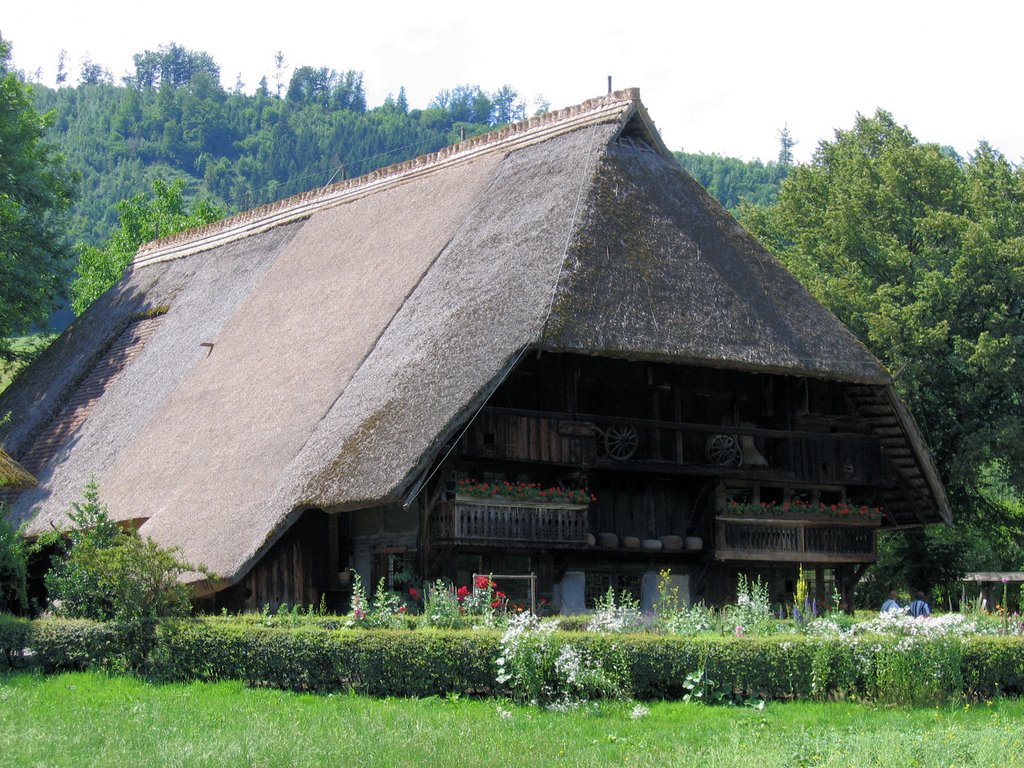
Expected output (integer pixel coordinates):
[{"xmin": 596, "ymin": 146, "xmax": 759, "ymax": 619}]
[{"xmin": 585, "ymin": 572, "xmax": 642, "ymax": 608}]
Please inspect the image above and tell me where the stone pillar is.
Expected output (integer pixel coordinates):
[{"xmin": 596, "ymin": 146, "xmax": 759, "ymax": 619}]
[{"xmin": 557, "ymin": 570, "xmax": 587, "ymax": 614}]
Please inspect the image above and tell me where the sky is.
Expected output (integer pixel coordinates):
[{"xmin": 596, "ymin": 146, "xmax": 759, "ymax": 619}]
[{"xmin": 3, "ymin": 1, "xmax": 1022, "ymax": 165}]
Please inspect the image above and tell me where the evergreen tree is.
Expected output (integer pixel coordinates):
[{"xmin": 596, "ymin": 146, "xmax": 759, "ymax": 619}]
[{"xmin": 777, "ymin": 124, "xmax": 795, "ymax": 165}]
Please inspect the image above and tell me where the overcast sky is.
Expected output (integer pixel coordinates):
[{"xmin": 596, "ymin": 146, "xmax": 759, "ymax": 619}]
[{"xmin": 3, "ymin": 1, "xmax": 1021, "ymax": 165}]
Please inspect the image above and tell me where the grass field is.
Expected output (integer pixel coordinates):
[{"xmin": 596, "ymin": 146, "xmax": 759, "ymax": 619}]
[
  {"xmin": 0, "ymin": 334, "xmax": 54, "ymax": 396},
  {"xmin": 1, "ymin": 672, "xmax": 1023, "ymax": 767}
]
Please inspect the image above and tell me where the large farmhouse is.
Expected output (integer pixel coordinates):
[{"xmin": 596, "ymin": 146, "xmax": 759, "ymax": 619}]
[{"xmin": 0, "ymin": 90, "xmax": 950, "ymax": 613}]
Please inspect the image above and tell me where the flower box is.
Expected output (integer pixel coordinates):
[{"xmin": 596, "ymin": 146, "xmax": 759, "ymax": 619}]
[
  {"xmin": 454, "ymin": 479, "xmax": 595, "ymax": 506},
  {"xmin": 720, "ymin": 500, "xmax": 883, "ymax": 525}
]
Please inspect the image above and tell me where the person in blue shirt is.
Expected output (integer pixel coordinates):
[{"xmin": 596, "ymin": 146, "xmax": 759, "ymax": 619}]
[
  {"xmin": 880, "ymin": 590, "xmax": 902, "ymax": 614},
  {"xmin": 908, "ymin": 591, "xmax": 931, "ymax": 617}
]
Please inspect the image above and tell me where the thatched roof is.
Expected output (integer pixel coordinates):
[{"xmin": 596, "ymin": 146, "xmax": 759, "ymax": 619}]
[
  {"xmin": 0, "ymin": 448, "xmax": 35, "ymax": 490},
  {"xmin": 0, "ymin": 89, "xmax": 950, "ymax": 587}
]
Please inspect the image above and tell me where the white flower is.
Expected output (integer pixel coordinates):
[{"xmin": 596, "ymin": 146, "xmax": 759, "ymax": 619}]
[{"xmin": 630, "ymin": 704, "xmax": 650, "ymax": 720}]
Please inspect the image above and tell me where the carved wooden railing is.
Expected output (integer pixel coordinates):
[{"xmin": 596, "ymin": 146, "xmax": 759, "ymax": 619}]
[
  {"xmin": 430, "ymin": 498, "xmax": 589, "ymax": 547},
  {"xmin": 714, "ymin": 516, "xmax": 878, "ymax": 563}
]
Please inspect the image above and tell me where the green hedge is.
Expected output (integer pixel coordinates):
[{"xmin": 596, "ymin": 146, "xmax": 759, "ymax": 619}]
[
  {"xmin": 28, "ymin": 618, "xmax": 121, "ymax": 672},
  {"xmin": 961, "ymin": 636, "xmax": 1024, "ymax": 697},
  {"xmin": 10, "ymin": 617, "xmax": 1024, "ymax": 703},
  {"xmin": 145, "ymin": 620, "xmax": 500, "ymax": 695},
  {"xmin": 0, "ymin": 614, "xmax": 31, "ymax": 668}
]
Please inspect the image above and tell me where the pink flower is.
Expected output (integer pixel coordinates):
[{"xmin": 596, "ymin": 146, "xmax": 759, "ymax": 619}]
[
  {"xmin": 408, "ymin": 587, "xmax": 421, "ymax": 601},
  {"xmin": 735, "ymin": 626, "xmax": 744, "ymax": 637}
]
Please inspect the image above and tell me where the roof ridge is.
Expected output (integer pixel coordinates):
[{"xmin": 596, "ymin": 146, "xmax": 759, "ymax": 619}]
[{"xmin": 133, "ymin": 88, "xmax": 643, "ymax": 269}]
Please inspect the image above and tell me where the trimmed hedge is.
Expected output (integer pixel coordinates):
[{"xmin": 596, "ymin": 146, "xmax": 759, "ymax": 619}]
[
  {"xmin": 0, "ymin": 614, "xmax": 31, "ymax": 668},
  {"xmin": 145, "ymin": 621, "xmax": 500, "ymax": 696},
  {"xmin": 28, "ymin": 618, "xmax": 121, "ymax": 672},
  {"xmin": 10, "ymin": 617, "xmax": 1024, "ymax": 703}
]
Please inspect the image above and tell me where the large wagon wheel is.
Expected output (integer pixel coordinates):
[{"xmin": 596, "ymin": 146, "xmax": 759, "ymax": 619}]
[
  {"xmin": 599, "ymin": 424, "xmax": 639, "ymax": 460},
  {"xmin": 705, "ymin": 433, "xmax": 742, "ymax": 467}
]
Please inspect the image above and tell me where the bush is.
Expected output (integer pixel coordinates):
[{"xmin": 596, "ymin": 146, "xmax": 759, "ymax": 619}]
[
  {"xmin": 43, "ymin": 480, "xmax": 205, "ymax": 622},
  {"xmin": 28, "ymin": 618, "xmax": 121, "ymax": 672},
  {"xmin": 41, "ymin": 479, "xmax": 125, "ymax": 620},
  {"xmin": 14, "ymin": 617, "xmax": 1024, "ymax": 704},
  {"xmin": 0, "ymin": 514, "xmax": 28, "ymax": 613},
  {"xmin": 146, "ymin": 619, "xmax": 500, "ymax": 695},
  {"xmin": 0, "ymin": 613, "xmax": 30, "ymax": 668},
  {"xmin": 960, "ymin": 636, "xmax": 1024, "ymax": 698}
]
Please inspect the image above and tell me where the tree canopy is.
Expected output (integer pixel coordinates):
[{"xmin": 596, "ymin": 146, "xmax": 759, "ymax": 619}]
[
  {"xmin": 72, "ymin": 178, "xmax": 223, "ymax": 314},
  {"xmin": 675, "ymin": 151, "xmax": 787, "ymax": 210},
  {"xmin": 0, "ymin": 37, "xmax": 76, "ymax": 353},
  {"xmin": 30, "ymin": 46, "xmax": 529, "ymax": 251},
  {"xmin": 740, "ymin": 110, "xmax": 1024, "ymax": 577}
]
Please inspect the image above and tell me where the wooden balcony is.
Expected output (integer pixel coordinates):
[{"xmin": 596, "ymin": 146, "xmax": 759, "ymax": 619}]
[
  {"xmin": 430, "ymin": 498, "xmax": 589, "ymax": 548},
  {"xmin": 714, "ymin": 516, "xmax": 878, "ymax": 564},
  {"xmin": 462, "ymin": 407, "xmax": 885, "ymax": 485}
]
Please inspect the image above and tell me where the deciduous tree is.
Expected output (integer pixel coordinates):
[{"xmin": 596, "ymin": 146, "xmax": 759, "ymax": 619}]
[
  {"xmin": 72, "ymin": 178, "xmax": 223, "ymax": 314},
  {"xmin": 740, "ymin": 110, "xmax": 1024, "ymax": 581},
  {"xmin": 0, "ymin": 36, "xmax": 76, "ymax": 356}
]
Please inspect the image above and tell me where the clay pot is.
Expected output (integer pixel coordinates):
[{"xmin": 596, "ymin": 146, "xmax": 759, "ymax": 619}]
[{"xmin": 660, "ymin": 535, "xmax": 684, "ymax": 551}]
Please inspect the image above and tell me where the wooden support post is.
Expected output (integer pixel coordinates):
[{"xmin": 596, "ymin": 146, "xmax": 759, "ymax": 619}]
[{"xmin": 328, "ymin": 514, "xmax": 340, "ymax": 589}]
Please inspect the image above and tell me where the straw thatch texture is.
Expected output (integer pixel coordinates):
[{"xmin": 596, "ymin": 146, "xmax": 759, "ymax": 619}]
[
  {"xmin": 0, "ymin": 448, "xmax": 35, "ymax": 489},
  {"xmin": 93, "ymin": 147, "xmax": 512, "ymax": 579},
  {"xmin": 3, "ymin": 223, "xmax": 301, "ymax": 532},
  {"xmin": 294, "ymin": 123, "xmax": 616, "ymax": 509},
  {"xmin": 541, "ymin": 141, "xmax": 887, "ymax": 383}
]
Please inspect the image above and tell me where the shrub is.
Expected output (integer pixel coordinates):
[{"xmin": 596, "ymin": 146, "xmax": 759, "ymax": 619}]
[
  {"xmin": 28, "ymin": 618, "xmax": 121, "ymax": 672},
  {"xmin": 14, "ymin": 615, "xmax": 1024, "ymax": 704},
  {"xmin": 0, "ymin": 613, "xmax": 30, "ymax": 668},
  {"xmin": 961, "ymin": 636, "xmax": 1024, "ymax": 697},
  {"xmin": 0, "ymin": 513, "xmax": 28, "ymax": 613},
  {"xmin": 41, "ymin": 479, "xmax": 124, "ymax": 620},
  {"xmin": 146, "ymin": 618, "xmax": 500, "ymax": 696},
  {"xmin": 43, "ymin": 480, "xmax": 205, "ymax": 623}
]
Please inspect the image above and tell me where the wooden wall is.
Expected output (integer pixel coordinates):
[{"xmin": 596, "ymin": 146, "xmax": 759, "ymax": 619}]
[
  {"xmin": 212, "ymin": 509, "xmax": 330, "ymax": 613},
  {"xmin": 587, "ymin": 475, "xmax": 706, "ymax": 540}
]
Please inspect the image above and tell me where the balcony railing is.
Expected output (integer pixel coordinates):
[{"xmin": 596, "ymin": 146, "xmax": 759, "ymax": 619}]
[
  {"xmin": 714, "ymin": 516, "xmax": 878, "ymax": 563},
  {"xmin": 430, "ymin": 498, "xmax": 589, "ymax": 548},
  {"xmin": 462, "ymin": 407, "xmax": 885, "ymax": 485}
]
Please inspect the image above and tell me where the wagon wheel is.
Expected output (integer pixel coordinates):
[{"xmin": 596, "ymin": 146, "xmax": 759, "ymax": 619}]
[
  {"xmin": 599, "ymin": 424, "xmax": 639, "ymax": 461},
  {"xmin": 705, "ymin": 433, "xmax": 742, "ymax": 467}
]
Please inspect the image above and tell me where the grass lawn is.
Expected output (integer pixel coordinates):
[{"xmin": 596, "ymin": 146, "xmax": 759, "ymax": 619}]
[
  {"xmin": 1, "ymin": 672, "xmax": 1023, "ymax": 767},
  {"xmin": 0, "ymin": 334, "xmax": 54, "ymax": 396}
]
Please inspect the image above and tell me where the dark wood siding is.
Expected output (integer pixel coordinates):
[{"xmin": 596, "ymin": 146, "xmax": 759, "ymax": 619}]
[{"xmin": 215, "ymin": 509, "xmax": 330, "ymax": 612}]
